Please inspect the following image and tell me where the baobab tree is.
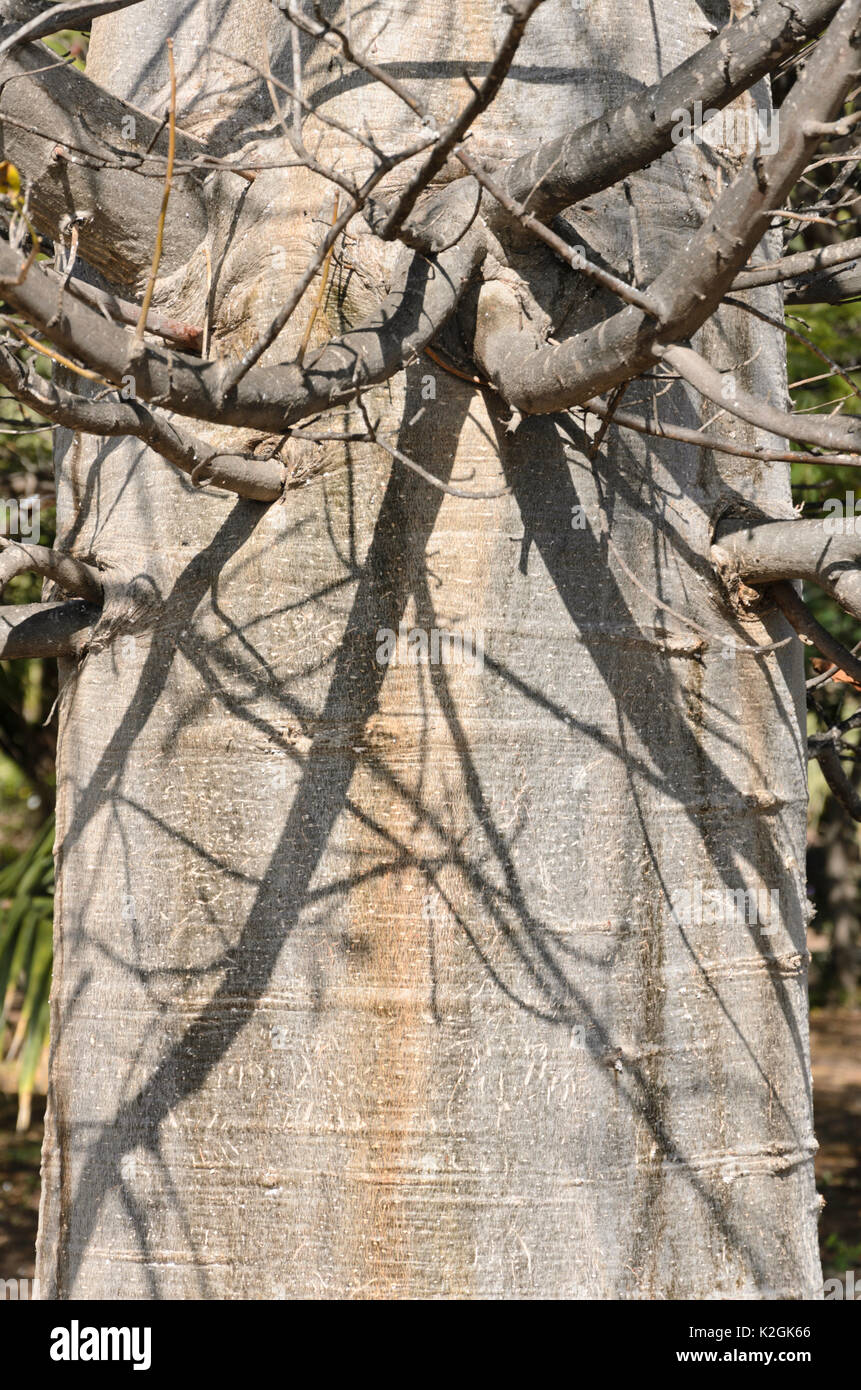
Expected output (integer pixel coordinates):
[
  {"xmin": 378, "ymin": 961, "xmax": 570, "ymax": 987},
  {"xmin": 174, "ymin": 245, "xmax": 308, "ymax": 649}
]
[{"xmin": 0, "ymin": 0, "xmax": 860, "ymax": 1299}]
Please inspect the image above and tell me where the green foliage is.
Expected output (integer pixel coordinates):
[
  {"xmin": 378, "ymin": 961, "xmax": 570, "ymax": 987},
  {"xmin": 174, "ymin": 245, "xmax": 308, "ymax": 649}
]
[
  {"xmin": 42, "ymin": 32, "xmax": 88, "ymax": 71},
  {"xmin": 0, "ymin": 819, "xmax": 53, "ymax": 1130},
  {"xmin": 788, "ymin": 289, "xmax": 861, "ymax": 1004},
  {"xmin": 0, "ymin": 362, "xmax": 56, "ymax": 1125}
]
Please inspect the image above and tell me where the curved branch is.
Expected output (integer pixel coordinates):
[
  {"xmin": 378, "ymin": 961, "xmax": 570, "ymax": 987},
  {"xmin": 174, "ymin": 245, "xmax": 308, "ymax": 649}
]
[
  {"xmin": 474, "ymin": 0, "xmax": 861, "ymax": 415},
  {"xmin": 501, "ymin": 0, "xmax": 846, "ymax": 221},
  {"xmin": 0, "ymin": 225, "xmax": 485, "ymax": 431},
  {"xmin": 713, "ymin": 517, "xmax": 861, "ymax": 621},
  {"xmin": 0, "ymin": 30, "xmax": 211, "ymax": 289},
  {"xmin": 0, "ymin": 597, "xmax": 98, "ymax": 658},
  {"xmin": 0, "ymin": 536, "xmax": 102, "ymax": 602},
  {"xmin": 0, "ymin": 347, "xmax": 286, "ymax": 501},
  {"xmin": 585, "ymin": 393, "xmax": 861, "ymax": 468},
  {"xmin": 663, "ymin": 343, "xmax": 861, "ymax": 453}
]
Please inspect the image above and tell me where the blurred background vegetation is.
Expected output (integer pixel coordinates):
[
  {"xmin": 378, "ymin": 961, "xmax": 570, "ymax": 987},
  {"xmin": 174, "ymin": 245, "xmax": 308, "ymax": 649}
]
[{"xmin": 0, "ymin": 25, "xmax": 859, "ymax": 1286}]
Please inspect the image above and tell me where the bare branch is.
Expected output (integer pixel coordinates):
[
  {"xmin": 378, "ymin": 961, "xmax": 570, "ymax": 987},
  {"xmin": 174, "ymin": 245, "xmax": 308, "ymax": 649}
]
[
  {"xmin": 0, "ymin": 346, "xmax": 285, "ymax": 501},
  {"xmin": 0, "ymin": 218, "xmax": 484, "ymax": 431},
  {"xmin": 474, "ymin": 0, "xmax": 861, "ymax": 414},
  {"xmin": 816, "ymin": 742, "xmax": 861, "ymax": 817},
  {"xmin": 0, "ymin": 32, "xmax": 212, "ymax": 289},
  {"xmin": 713, "ymin": 516, "xmax": 861, "ymax": 621},
  {"xmin": 501, "ymin": 0, "xmax": 847, "ymax": 221},
  {"xmin": 584, "ymin": 393, "xmax": 861, "ymax": 468},
  {"xmin": 663, "ymin": 343, "xmax": 861, "ymax": 453},
  {"xmin": 0, "ymin": 597, "xmax": 97, "ymax": 658},
  {"xmin": 0, "ymin": 535, "xmax": 103, "ymax": 602},
  {"xmin": 731, "ymin": 235, "xmax": 861, "ymax": 298},
  {"xmin": 0, "ymin": 4, "xmax": 144, "ymax": 59},
  {"xmin": 769, "ymin": 577, "xmax": 861, "ymax": 687},
  {"xmin": 58, "ymin": 271, "xmax": 202, "ymax": 352}
]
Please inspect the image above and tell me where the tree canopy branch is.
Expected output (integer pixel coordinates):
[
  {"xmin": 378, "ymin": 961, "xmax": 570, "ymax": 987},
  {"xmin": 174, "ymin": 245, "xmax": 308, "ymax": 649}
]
[
  {"xmin": 713, "ymin": 516, "xmax": 861, "ymax": 622},
  {"xmin": 0, "ymin": 30, "xmax": 211, "ymax": 289},
  {"xmin": 501, "ymin": 0, "xmax": 847, "ymax": 222},
  {"xmin": 0, "ymin": 597, "xmax": 97, "ymax": 658},
  {"xmin": 474, "ymin": 0, "xmax": 861, "ymax": 415},
  {"xmin": 0, "ymin": 535, "xmax": 102, "ymax": 602},
  {"xmin": 0, "ymin": 221, "xmax": 485, "ymax": 431},
  {"xmin": 663, "ymin": 342, "xmax": 861, "ymax": 453},
  {"xmin": 0, "ymin": 346, "xmax": 286, "ymax": 500}
]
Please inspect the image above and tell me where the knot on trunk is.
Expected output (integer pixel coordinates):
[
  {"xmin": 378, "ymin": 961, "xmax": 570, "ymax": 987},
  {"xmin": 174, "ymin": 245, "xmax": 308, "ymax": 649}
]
[{"xmin": 85, "ymin": 567, "xmax": 164, "ymax": 658}]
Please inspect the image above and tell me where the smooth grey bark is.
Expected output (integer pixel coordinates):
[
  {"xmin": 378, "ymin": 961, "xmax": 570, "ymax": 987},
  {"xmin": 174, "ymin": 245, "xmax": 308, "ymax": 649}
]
[
  {"xmin": 35, "ymin": 0, "xmax": 822, "ymax": 1298},
  {"xmin": 0, "ymin": 22, "xmax": 211, "ymax": 291}
]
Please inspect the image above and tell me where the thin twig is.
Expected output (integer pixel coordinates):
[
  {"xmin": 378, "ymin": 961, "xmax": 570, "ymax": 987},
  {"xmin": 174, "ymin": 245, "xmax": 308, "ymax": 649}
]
[
  {"xmin": 298, "ymin": 193, "xmax": 340, "ymax": 364},
  {"xmin": 134, "ymin": 37, "xmax": 176, "ymax": 348}
]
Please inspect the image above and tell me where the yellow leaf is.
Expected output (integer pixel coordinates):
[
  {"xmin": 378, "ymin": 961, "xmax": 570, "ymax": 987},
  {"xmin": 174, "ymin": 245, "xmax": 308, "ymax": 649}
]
[{"xmin": 0, "ymin": 161, "xmax": 21, "ymax": 199}]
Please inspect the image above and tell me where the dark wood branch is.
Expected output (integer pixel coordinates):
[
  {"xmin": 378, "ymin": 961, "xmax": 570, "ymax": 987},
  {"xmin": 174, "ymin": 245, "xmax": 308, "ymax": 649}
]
[
  {"xmin": 731, "ymin": 235, "xmax": 861, "ymax": 298},
  {"xmin": 0, "ymin": 30, "xmax": 212, "ymax": 289},
  {"xmin": 501, "ymin": 0, "xmax": 846, "ymax": 221},
  {"xmin": 474, "ymin": 0, "xmax": 861, "ymax": 414},
  {"xmin": 816, "ymin": 743, "xmax": 861, "ymax": 818},
  {"xmin": 585, "ymin": 393, "xmax": 861, "ymax": 468},
  {"xmin": 769, "ymin": 577, "xmax": 861, "ymax": 687},
  {"xmin": 0, "ymin": 223, "xmax": 484, "ymax": 431},
  {"xmin": 0, "ymin": 597, "xmax": 98, "ymax": 658}
]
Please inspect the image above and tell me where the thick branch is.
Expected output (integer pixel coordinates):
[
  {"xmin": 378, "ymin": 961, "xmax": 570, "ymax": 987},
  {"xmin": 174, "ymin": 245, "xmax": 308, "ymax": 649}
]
[
  {"xmin": 663, "ymin": 342, "xmax": 861, "ymax": 453},
  {"xmin": 0, "ymin": 224, "xmax": 484, "ymax": 431},
  {"xmin": 0, "ymin": 535, "xmax": 102, "ymax": 601},
  {"xmin": 475, "ymin": 0, "xmax": 861, "ymax": 414},
  {"xmin": 0, "ymin": 31, "xmax": 211, "ymax": 289},
  {"xmin": 501, "ymin": 0, "xmax": 846, "ymax": 221},
  {"xmin": 713, "ymin": 516, "xmax": 861, "ymax": 621},
  {"xmin": 0, "ymin": 347, "xmax": 285, "ymax": 500},
  {"xmin": 0, "ymin": 597, "xmax": 97, "ymax": 657}
]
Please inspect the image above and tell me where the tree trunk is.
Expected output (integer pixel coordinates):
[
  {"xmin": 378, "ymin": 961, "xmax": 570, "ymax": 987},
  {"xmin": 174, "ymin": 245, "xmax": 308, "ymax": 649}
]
[{"xmin": 36, "ymin": 0, "xmax": 822, "ymax": 1298}]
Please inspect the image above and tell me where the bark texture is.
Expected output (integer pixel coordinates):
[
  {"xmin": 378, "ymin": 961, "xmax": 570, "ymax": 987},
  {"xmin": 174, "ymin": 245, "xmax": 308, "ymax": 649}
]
[{"xmin": 35, "ymin": 0, "xmax": 822, "ymax": 1298}]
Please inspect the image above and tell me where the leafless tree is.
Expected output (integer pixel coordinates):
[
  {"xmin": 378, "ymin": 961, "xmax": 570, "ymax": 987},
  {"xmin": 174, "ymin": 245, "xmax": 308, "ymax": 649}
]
[{"xmin": 1, "ymin": 0, "xmax": 860, "ymax": 1298}]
